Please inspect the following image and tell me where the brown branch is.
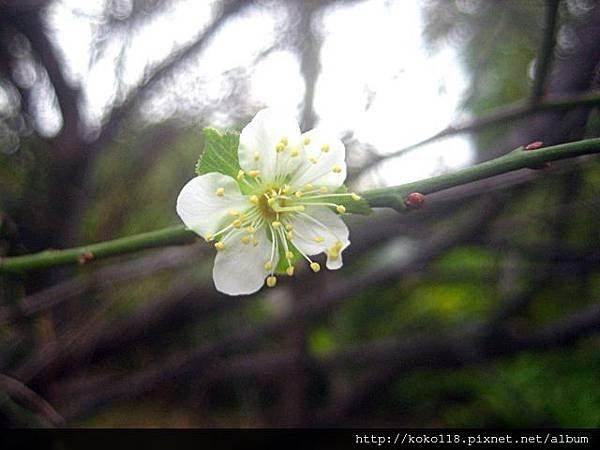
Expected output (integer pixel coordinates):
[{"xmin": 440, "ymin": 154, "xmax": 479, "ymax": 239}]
[
  {"xmin": 0, "ymin": 245, "xmax": 201, "ymax": 326},
  {"xmin": 529, "ymin": 0, "xmax": 560, "ymax": 103},
  {"xmin": 0, "ymin": 374, "xmax": 65, "ymax": 427},
  {"xmin": 91, "ymin": 0, "xmax": 251, "ymax": 151},
  {"xmin": 6, "ymin": 8, "xmax": 82, "ymax": 155},
  {"xmin": 58, "ymin": 298, "xmax": 600, "ymax": 424}
]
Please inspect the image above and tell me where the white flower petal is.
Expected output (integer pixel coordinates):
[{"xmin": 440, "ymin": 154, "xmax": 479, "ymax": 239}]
[
  {"xmin": 326, "ymin": 240, "xmax": 350, "ymax": 270},
  {"xmin": 238, "ymin": 108, "xmax": 301, "ymax": 182},
  {"xmin": 213, "ymin": 227, "xmax": 276, "ymax": 295},
  {"xmin": 290, "ymin": 206, "xmax": 350, "ymax": 270},
  {"xmin": 176, "ymin": 173, "xmax": 249, "ymax": 238},
  {"xmin": 290, "ymin": 129, "xmax": 346, "ymax": 190}
]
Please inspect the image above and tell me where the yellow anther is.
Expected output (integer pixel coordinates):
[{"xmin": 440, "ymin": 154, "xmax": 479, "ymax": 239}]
[
  {"xmin": 290, "ymin": 147, "xmax": 299, "ymax": 157},
  {"xmin": 351, "ymin": 193, "xmax": 361, "ymax": 201},
  {"xmin": 319, "ymin": 186, "xmax": 328, "ymax": 194},
  {"xmin": 246, "ymin": 225, "xmax": 256, "ymax": 234},
  {"xmin": 309, "ymin": 156, "xmax": 318, "ymax": 164},
  {"xmin": 267, "ymin": 197, "xmax": 276, "ymax": 206},
  {"xmin": 280, "ymin": 137, "xmax": 288, "ymax": 146},
  {"xmin": 254, "ymin": 151, "xmax": 260, "ymax": 161},
  {"xmin": 313, "ymin": 236, "xmax": 325, "ymax": 243},
  {"xmin": 321, "ymin": 144, "xmax": 330, "ymax": 153},
  {"xmin": 286, "ymin": 231, "xmax": 294, "ymax": 240},
  {"xmin": 264, "ymin": 261, "xmax": 273, "ymax": 271},
  {"xmin": 282, "ymin": 185, "xmax": 290, "ymax": 194},
  {"xmin": 228, "ymin": 209, "xmax": 239, "ymax": 216},
  {"xmin": 336, "ymin": 205, "xmax": 346, "ymax": 214},
  {"xmin": 205, "ymin": 233, "xmax": 214, "ymax": 242},
  {"xmin": 303, "ymin": 136, "xmax": 311, "ymax": 145},
  {"xmin": 310, "ymin": 262, "xmax": 321, "ymax": 273},
  {"xmin": 272, "ymin": 221, "xmax": 282, "ymax": 228},
  {"xmin": 215, "ymin": 241, "xmax": 225, "ymax": 251},
  {"xmin": 285, "ymin": 224, "xmax": 294, "ymax": 231},
  {"xmin": 266, "ymin": 276, "xmax": 277, "ymax": 287},
  {"xmin": 241, "ymin": 235, "xmax": 250, "ymax": 245},
  {"xmin": 249, "ymin": 195, "xmax": 259, "ymax": 205},
  {"xmin": 215, "ymin": 187, "xmax": 225, "ymax": 197},
  {"xmin": 304, "ymin": 184, "xmax": 314, "ymax": 190},
  {"xmin": 276, "ymin": 143, "xmax": 285, "ymax": 153},
  {"xmin": 237, "ymin": 170, "xmax": 245, "ymax": 180},
  {"xmin": 232, "ymin": 219, "xmax": 242, "ymax": 228},
  {"xmin": 248, "ymin": 170, "xmax": 261, "ymax": 178},
  {"xmin": 294, "ymin": 191, "xmax": 303, "ymax": 198},
  {"xmin": 286, "ymin": 251, "xmax": 294, "ymax": 259},
  {"xmin": 286, "ymin": 266, "xmax": 295, "ymax": 276},
  {"xmin": 253, "ymin": 238, "xmax": 259, "ymax": 247},
  {"xmin": 332, "ymin": 164, "xmax": 342, "ymax": 173}
]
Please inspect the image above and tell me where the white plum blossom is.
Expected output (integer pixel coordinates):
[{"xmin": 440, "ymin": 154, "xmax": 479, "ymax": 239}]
[{"xmin": 176, "ymin": 108, "xmax": 361, "ymax": 295}]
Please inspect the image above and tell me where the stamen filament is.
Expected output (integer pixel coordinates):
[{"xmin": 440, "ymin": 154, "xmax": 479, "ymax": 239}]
[{"xmin": 271, "ymin": 205, "xmax": 306, "ymax": 213}]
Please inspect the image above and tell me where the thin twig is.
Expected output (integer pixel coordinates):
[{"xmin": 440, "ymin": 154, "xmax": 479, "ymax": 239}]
[
  {"xmin": 362, "ymin": 137, "xmax": 600, "ymax": 210},
  {"xmin": 354, "ymin": 91, "xmax": 600, "ymax": 177},
  {"xmin": 0, "ymin": 374, "xmax": 65, "ymax": 427},
  {"xmin": 0, "ymin": 245, "xmax": 201, "ymax": 326},
  {"xmin": 1, "ymin": 137, "xmax": 599, "ymax": 274}
]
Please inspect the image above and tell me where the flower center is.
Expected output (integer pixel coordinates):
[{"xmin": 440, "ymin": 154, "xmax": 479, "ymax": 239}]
[
  {"xmin": 256, "ymin": 184, "xmax": 305, "ymax": 222},
  {"xmin": 257, "ymin": 188, "xmax": 281, "ymax": 221}
]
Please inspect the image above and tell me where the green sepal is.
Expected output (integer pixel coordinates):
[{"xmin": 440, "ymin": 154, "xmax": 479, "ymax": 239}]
[
  {"xmin": 195, "ymin": 128, "xmax": 241, "ymax": 180},
  {"xmin": 329, "ymin": 185, "xmax": 372, "ymax": 215}
]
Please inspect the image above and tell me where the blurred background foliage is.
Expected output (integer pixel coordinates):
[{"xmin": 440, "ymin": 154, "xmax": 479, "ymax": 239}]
[{"xmin": 0, "ymin": 0, "xmax": 599, "ymax": 427}]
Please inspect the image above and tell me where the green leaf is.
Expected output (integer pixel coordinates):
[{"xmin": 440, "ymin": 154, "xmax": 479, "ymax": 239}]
[
  {"xmin": 195, "ymin": 128, "xmax": 241, "ymax": 179},
  {"xmin": 329, "ymin": 185, "xmax": 372, "ymax": 215}
]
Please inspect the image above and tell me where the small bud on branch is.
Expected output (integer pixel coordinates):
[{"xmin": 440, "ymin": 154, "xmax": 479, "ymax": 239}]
[
  {"xmin": 405, "ymin": 192, "xmax": 425, "ymax": 210},
  {"xmin": 524, "ymin": 141, "xmax": 550, "ymax": 169},
  {"xmin": 525, "ymin": 141, "xmax": 544, "ymax": 150},
  {"xmin": 78, "ymin": 252, "xmax": 95, "ymax": 265}
]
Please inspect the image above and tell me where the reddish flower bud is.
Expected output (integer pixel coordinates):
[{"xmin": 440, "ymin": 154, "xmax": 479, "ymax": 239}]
[
  {"xmin": 78, "ymin": 252, "xmax": 94, "ymax": 265},
  {"xmin": 405, "ymin": 192, "xmax": 425, "ymax": 210},
  {"xmin": 525, "ymin": 141, "xmax": 543, "ymax": 150}
]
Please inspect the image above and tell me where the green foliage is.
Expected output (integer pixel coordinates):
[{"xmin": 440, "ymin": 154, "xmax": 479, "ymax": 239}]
[
  {"xmin": 195, "ymin": 128, "xmax": 241, "ymax": 180},
  {"xmin": 79, "ymin": 124, "xmax": 202, "ymax": 240},
  {"xmin": 308, "ymin": 326, "xmax": 336, "ymax": 357},
  {"xmin": 389, "ymin": 343, "xmax": 600, "ymax": 427}
]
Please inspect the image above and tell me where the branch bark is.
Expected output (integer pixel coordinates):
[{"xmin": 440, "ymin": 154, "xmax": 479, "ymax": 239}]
[{"xmin": 0, "ymin": 374, "xmax": 65, "ymax": 427}]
